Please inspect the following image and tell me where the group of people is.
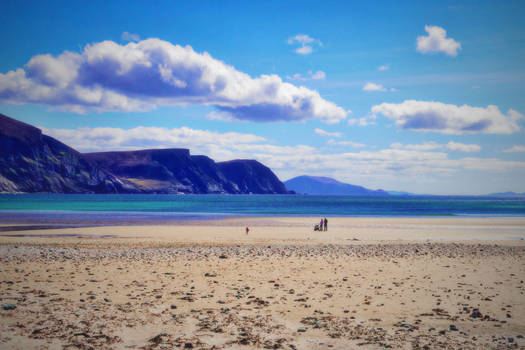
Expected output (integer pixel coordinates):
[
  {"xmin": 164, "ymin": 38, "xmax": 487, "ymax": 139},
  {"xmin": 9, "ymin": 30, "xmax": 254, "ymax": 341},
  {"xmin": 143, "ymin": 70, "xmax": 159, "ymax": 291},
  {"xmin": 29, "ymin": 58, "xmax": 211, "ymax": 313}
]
[{"xmin": 315, "ymin": 217, "xmax": 328, "ymax": 231}]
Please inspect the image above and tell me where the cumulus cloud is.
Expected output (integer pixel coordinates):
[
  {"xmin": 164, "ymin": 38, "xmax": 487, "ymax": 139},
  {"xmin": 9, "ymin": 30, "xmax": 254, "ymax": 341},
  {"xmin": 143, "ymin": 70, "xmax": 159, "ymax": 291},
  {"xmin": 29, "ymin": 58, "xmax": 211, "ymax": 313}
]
[
  {"xmin": 314, "ymin": 128, "xmax": 342, "ymax": 138},
  {"xmin": 121, "ymin": 31, "xmax": 140, "ymax": 42},
  {"xmin": 0, "ymin": 38, "xmax": 347, "ymax": 124},
  {"xmin": 392, "ymin": 141, "xmax": 481, "ymax": 152},
  {"xmin": 393, "ymin": 141, "xmax": 442, "ymax": 151},
  {"xmin": 205, "ymin": 111, "xmax": 238, "ymax": 122},
  {"xmin": 327, "ymin": 139, "xmax": 366, "ymax": 148},
  {"xmin": 348, "ymin": 115, "xmax": 376, "ymax": 127},
  {"xmin": 287, "ymin": 70, "xmax": 326, "ymax": 81},
  {"xmin": 503, "ymin": 145, "xmax": 525, "ymax": 153},
  {"xmin": 287, "ymin": 34, "xmax": 315, "ymax": 45},
  {"xmin": 310, "ymin": 71, "xmax": 326, "ymax": 80},
  {"xmin": 446, "ymin": 141, "xmax": 481, "ymax": 152},
  {"xmin": 362, "ymin": 82, "xmax": 387, "ymax": 92},
  {"xmin": 411, "ymin": 142, "xmax": 444, "ymax": 151},
  {"xmin": 42, "ymin": 126, "xmax": 267, "ymax": 160},
  {"xmin": 295, "ymin": 46, "xmax": 313, "ymax": 55},
  {"xmin": 287, "ymin": 34, "xmax": 322, "ymax": 55},
  {"xmin": 417, "ymin": 25, "xmax": 461, "ymax": 57},
  {"xmin": 371, "ymin": 100, "xmax": 523, "ymax": 134}
]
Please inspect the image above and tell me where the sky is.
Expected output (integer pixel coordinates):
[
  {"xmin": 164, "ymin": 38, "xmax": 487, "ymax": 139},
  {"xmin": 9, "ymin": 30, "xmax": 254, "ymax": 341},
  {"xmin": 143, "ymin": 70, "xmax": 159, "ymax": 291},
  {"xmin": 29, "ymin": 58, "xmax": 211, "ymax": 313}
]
[{"xmin": 1, "ymin": 0, "xmax": 524, "ymax": 195}]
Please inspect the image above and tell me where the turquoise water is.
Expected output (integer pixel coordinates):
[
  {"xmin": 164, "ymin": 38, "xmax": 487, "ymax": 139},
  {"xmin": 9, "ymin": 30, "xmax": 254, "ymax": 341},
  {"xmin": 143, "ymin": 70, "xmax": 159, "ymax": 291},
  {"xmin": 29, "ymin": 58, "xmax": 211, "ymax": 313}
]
[{"xmin": 0, "ymin": 194, "xmax": 524, "ymax": 223}]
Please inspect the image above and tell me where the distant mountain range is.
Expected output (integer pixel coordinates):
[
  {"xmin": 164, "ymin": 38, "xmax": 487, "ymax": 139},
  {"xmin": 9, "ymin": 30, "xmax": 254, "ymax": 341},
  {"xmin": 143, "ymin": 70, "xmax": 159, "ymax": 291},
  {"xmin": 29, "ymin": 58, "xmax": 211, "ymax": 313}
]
[
  {"xmin": 0, "ymin": 113, "xmax": 288, "ymax": 194},
  {"xmin": 486, "ymin": 192, "xmax": 525, "ymax": 198},
  {"xmin": 284, "ymin": 175, "xmax": 525, "ymax": 197},
  {"xmin": 284, "ymin": 175, "xmax": 389, "ymax": 196}
]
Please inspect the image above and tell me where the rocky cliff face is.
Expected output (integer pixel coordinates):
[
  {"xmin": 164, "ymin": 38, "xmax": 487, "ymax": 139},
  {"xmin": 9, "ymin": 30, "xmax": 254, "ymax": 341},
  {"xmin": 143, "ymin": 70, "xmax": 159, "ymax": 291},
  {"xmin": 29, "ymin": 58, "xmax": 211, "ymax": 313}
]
[
  {"xmin": 0, "ymin": 114, "xmax": 288, "ymax": 194},
  {"xmin": 0, "ymin": 114, "xmax": 125, "ymax": 193},
  {"xmin": 83, "ymin": 149, "xmax": 237, "ymax": 194},
  {"xmin": 217, "ymin": 160, "xmax": 288, "ymax": 194},
  {"xmin": 83, "ymin": 150, "xmax": 288, "ymax": 194}
]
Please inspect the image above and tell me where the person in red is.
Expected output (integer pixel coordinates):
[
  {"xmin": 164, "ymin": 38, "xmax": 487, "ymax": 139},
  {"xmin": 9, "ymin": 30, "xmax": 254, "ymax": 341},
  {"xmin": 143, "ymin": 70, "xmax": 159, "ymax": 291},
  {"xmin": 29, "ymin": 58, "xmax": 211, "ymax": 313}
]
[{"xmin": 246, "ymin": 226, "xmax": 250, "ymax": 235}]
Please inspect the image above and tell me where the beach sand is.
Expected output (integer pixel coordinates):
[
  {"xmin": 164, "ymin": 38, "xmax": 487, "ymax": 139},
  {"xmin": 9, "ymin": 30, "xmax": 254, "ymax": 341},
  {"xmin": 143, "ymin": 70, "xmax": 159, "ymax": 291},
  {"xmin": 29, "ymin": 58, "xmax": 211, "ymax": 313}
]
[{"xmin": 1, "ymin": 217, "xmax": 524, "ymax": 349}]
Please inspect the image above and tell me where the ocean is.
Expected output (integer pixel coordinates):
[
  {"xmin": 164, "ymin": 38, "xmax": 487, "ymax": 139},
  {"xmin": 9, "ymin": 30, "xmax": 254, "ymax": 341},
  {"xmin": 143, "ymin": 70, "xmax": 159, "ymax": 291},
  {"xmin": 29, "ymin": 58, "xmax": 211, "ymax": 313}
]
[{"xmin": 0, "ymin": 194, "xmax": 525, "ymax": 224}]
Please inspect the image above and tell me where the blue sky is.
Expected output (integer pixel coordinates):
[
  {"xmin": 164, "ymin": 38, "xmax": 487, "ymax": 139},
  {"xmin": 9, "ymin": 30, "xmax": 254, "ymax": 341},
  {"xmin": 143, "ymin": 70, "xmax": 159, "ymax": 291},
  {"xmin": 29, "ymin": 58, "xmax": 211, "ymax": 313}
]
[{"xmin": 1, "ymin": 0, "xmax": 524, "ymax": 194}]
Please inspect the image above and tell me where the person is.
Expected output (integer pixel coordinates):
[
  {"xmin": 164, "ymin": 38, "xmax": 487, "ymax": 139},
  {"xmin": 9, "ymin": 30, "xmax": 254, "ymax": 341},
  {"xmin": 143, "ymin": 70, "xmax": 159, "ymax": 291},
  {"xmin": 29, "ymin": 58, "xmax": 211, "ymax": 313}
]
[
  {"xmin": 246, "ymin": 226, "xmax": 250, "ymax": 235},
  {"xmin": 319, "ymin": 219, "xmax": 323, "ymax": 231},
  {"xmin": 324, "ymin": 217, "xmax": 328, "ymax": 231}
]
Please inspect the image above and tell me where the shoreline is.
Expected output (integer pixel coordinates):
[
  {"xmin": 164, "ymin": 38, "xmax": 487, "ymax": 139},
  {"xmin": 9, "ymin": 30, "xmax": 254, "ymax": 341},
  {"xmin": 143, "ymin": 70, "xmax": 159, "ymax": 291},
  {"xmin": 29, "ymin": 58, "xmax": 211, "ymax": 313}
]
[{"xmin": 1, "ymin": 216, "xmax": 525, "ymax": 244}]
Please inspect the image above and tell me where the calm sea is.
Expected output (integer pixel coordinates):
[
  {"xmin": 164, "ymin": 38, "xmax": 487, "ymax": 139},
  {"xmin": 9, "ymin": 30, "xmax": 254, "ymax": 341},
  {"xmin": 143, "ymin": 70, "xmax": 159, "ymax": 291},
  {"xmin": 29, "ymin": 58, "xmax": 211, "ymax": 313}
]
[{"xmin": 0, "ymin": 194, "xmax": 524, "ymax": 224}]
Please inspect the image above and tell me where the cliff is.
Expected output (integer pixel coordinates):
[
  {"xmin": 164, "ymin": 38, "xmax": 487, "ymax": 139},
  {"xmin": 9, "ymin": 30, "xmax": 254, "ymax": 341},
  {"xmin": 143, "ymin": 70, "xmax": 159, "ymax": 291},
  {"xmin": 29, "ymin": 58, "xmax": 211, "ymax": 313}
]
[
  {"xmin": 83, "ymin": 151, "xmax": 288, "ymax": 194},
  {"xmin": 0, "ymin": 114, "xmax": 126, "ymax": 193},
  {"xmin": 0, "ymin": 114, "xmax": 288, "ymax": 194},
  {"xmin": 217, "ymin": 159, "xmax": 288, "ymax": 194}
]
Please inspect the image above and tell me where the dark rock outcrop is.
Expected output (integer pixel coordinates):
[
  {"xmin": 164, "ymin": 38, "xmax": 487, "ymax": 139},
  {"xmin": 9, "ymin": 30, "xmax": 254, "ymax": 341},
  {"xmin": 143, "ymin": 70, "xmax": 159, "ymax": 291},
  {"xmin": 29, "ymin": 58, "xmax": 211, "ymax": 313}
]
[
  {"xmin": 0, "ymin": 113, "xmax": 288, "ymax": 194},
  {"xmin": 83, "ymin": 149, "xmax": 236, "ymax": 194},
  {"xmin": 217, "ymin": 160, "xmax": 288, "ymax": 194},
  {"xmin": 284, "ymin": 175, "xmax": 388, "ymax": 196},
  {"xmin": 0, "ymin": 114, "xmax": 125, "ymax": 193},
  {"xmin": 83, "ymin": 150, "xmax": 287, "ymax": 194}
]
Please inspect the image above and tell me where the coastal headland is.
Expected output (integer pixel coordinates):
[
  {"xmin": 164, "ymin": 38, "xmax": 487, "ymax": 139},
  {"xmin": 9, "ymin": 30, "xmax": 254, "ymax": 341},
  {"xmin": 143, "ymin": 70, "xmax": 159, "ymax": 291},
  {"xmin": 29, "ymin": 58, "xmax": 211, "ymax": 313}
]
[{"xmin": 1, "ymin": 217, "xmax": 524, "ymax": 349}]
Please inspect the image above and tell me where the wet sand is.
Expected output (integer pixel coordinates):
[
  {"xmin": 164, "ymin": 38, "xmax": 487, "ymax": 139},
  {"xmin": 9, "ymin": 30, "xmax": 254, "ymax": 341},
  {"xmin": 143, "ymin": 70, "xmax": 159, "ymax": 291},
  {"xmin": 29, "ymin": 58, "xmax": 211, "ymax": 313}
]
[{"xmin": 1, "ymin": 217, "xmax": 524, "ymax": 349}]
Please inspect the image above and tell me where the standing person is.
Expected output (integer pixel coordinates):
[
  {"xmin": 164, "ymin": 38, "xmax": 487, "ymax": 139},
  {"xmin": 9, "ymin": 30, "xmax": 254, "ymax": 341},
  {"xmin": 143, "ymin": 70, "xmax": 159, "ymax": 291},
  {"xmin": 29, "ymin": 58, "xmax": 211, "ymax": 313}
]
[
  {"xmin": 324, "ymin": 217, "xmax": 328, "ymax": 231},
  {"xmin": 319, "ymin": 219, "xmax": 323, "ymax": 231},
  {"xmin": 246, "ymin": 226, "xmax": 250, "ymax": 235}
]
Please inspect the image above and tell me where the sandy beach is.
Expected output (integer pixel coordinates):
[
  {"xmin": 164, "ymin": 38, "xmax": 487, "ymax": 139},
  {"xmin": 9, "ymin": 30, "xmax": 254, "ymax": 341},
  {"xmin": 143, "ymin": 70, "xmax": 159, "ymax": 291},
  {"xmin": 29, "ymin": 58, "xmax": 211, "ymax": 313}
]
[{"xmin": 1, "ymin": 217, "xmax": 524, "ymax": 349}]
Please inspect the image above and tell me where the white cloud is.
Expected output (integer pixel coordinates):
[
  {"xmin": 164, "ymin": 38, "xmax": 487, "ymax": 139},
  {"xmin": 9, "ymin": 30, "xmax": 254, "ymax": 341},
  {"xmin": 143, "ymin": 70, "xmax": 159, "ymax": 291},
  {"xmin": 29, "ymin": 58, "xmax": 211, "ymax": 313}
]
[
  {"xmin": 287, "ymin": 34, "xmax": 315, "ymax": 45},
  {"xmin": 503, "ymin": 145, "xmax": 525, "ymax": 153},
  {"xmin": 327, "ymin": 139, "xmax": 366, "ymax": 148},
  {"xmin": 378, "ymin": 65, "xmax": 389, "ymax": 71},
  {"xmin": 287, "ymin": 34, "xmax": 322, "ymax": 55},
  {"xmin": 392, "ymin": 141, "xmax": 481, "ymax": 152},
  {"xmin": 405, "ymin": 141, "xmax": 442, "ymax": 151},
  {"xmin": 310, "ymin": 70, "xmax": 326, "ymax": 80},
  {"xmin": 446, "ymin": 141, "xmax": 481, "ymax": 152},
  {"xmin": 391, "ymin": 142, "xmax": 442, "ymax": 151},
  {"xmin": 362, "ymin": 82, "xmax": 387, "ymax": 92},
  {"xmin": 417, "ymin": 25, "xmax": 461, "ymax": 57},
  {"xmin": 0, "ymin": 38, "xmax": 347, "ymax": 124},
  {"xmin": 295, "ymin": 46, "xmax": 313, "ymax": 55},
  {"xmin": 121, "ymin": 31, "xmax": 140, "ymax": 42},
  {"xmin": 42, "ymin": 126, "xmax": 266, "ymax": 160},
  {"xmin": 315, "ymin": 128, "xmax": 343, "ymax": 138},
  {"xmin": 287, "ymin": 70, "xmax": 326, "ymax": 81},
  {"xmin": 348, "ymin": 114, "xmax": 376, "ymax": 127},
  {"xmin": 205, "ymin": 111, "xmax": 237, "ymax": 122},
  {"xmin": 372, "ymin": 100, "xmax": 523, "ymax": 134}
]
